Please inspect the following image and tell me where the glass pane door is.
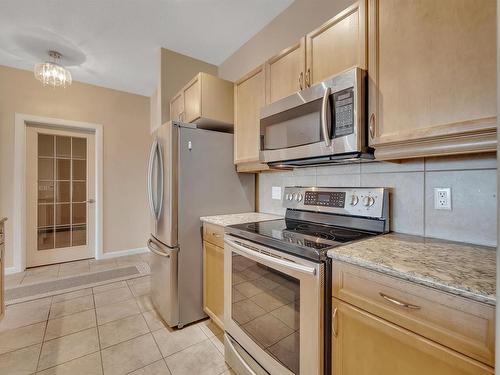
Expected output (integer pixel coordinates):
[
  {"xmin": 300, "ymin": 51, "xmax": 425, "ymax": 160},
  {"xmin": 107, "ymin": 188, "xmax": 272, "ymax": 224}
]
[
  {"xmin": 37, "ymin": 134, "xmax": 87, "ymax": 250},
  {"xmin": 231, "ymin": 252, "xmax": 300, "ymax": 374}
]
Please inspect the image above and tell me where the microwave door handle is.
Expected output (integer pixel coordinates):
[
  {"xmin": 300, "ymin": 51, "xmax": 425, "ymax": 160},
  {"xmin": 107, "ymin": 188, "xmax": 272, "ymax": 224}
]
[
  {"xmin": 321, "ymin": 87, "xmax": 332, "ymax": 147},
  {"xmin": 224, "ymin": 238, "xmax": 316, "ymax": 276}
]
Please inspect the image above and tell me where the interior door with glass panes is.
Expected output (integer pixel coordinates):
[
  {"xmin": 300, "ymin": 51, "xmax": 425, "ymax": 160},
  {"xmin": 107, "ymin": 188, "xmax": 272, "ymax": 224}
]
[{"xmin": 26, "ymin": 126, "xmax": 95, "ymax": 267}]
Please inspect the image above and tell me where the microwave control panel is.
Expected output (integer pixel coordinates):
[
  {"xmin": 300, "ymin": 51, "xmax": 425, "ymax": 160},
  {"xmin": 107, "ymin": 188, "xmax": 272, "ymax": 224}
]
[{"xmin": 333, "ymin": 87, "xmax": 354, "ymax": 137}]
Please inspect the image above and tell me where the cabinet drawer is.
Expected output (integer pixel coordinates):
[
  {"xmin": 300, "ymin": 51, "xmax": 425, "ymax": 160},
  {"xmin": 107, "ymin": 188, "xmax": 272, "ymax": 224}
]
[
  {"xmin": 332, "ymin": 261, "xmax": 495, "ymax": 366},
  {"xmin": 203, "ymin": 223, "xmax": 224, "ymax": 247}
]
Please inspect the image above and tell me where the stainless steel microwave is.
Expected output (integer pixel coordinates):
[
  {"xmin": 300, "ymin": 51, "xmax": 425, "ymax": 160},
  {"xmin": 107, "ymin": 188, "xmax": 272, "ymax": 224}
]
[{"xmin": 259, "ymin": 67, "xmax": 372, "ymax": 167}]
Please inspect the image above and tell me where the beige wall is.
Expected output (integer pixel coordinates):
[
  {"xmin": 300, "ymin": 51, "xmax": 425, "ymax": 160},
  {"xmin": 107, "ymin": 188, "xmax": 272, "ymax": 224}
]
[
  {"xmin": 0, "ymin": 65, "xmax": 151, "ymax": 267},
  {"xmin": 218, "ymin": 0, "xmax": 354, "ymax": 81},
  {"xmin": 159, "ymin": 48, "xmax": 217, "ymax": 123}
]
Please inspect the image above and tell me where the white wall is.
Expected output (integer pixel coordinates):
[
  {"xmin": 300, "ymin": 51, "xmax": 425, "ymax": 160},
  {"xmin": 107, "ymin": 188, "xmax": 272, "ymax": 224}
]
[{"xmin": 259, "ymin": 155, "xmax": 497, "ymax": 247}]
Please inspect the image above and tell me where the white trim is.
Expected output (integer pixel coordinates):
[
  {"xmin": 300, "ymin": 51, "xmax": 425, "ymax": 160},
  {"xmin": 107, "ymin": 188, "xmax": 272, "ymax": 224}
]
[
  {"xmin": 13, "ymin": 113, "xmax": 104, "ymax": 272},
  {"xmin": 97, "ymin": 247, "xmax": 148, "ymax": 260},
  {"xmin": 5, "ymin": 267, "xmax": 19, "ymax": 275}
]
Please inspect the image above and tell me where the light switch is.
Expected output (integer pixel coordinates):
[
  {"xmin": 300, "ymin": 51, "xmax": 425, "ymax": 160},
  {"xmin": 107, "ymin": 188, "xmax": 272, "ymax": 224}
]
[{"xmin": 272, "ymin": 186, "xmax": 282, "ymax": 200}]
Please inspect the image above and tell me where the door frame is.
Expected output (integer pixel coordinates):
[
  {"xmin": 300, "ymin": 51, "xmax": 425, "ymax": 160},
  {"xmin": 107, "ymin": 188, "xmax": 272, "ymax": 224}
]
[{"xmin": 13, "ymin": 113, "xmax": 103, "ymax": 273}]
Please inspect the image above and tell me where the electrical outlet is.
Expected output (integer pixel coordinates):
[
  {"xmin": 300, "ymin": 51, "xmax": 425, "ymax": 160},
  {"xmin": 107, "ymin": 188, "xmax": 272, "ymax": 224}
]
[
  {"xmin": 272, "ymin": 186, "xmax": 282, "ymax": 200},
  {"xmin": 434, "ymin": 188, "xmax": 452, "ymax": 210}
]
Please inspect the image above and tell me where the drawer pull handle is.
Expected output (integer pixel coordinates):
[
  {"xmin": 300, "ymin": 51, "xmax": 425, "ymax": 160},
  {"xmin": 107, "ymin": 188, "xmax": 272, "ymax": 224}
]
[
  {"xmin": 332, "ymin": 307, "xmax": 338, "ymax": 337},
  {"xmin": 212, "ymin": 233, "xmax": 221, "ymax": 238},
  {"xmin": 379, "ymin": 293, "xmax": 421, "ymax": 310}
]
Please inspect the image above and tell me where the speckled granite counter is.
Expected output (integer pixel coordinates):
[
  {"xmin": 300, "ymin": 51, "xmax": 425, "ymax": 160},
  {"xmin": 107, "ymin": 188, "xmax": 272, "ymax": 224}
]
[
  {"xmin": 200, "ymin": 212, "xmax": 282, "ymax": 227},
  {"xmin": 327, "ymin": 233, "xmax": 496, "ymax": 306}
]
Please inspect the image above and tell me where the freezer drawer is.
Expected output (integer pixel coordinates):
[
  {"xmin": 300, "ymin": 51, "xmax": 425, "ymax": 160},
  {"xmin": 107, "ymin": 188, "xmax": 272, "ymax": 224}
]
[{"xmin": 148, "ymin": 236, "xmax": 179, "ymax": 327}]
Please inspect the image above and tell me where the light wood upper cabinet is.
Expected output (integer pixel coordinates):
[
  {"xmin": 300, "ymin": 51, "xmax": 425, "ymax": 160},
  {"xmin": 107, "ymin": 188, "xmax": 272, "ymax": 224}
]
[
  {"xmin": 306, "ymin": 1, "xmax": 367, "ymax": 86},
  {"xmin": 368, "ymin": 0, "xmax": 497, "ymax": 159},
  {"xmin": 170, "ymin": 91, "xmax": 184, "ymax": 122},
  {"xmin": 169, "ymin": 72, "xmax": 234, "ymax": 127},
  {"xmin": 234, "ymin": 65, "xmax": 266, "ymax": 166},
  {"xmin": 265, "ymin": 38, "xmax": 306, "ymax": 104},
  {"xmin": 202, "ymin": 223, "xmax": 225, "ymax": 329},
  {"xmin": 332, "ymin": 299, "xmax": 493, "ymax": 375}
]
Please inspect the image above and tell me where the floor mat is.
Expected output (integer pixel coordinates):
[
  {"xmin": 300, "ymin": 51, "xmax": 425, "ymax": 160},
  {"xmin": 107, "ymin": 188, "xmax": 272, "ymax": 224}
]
[{"xmin": 5, "ymin": 265, "xmax": 145, "ymax": 304}]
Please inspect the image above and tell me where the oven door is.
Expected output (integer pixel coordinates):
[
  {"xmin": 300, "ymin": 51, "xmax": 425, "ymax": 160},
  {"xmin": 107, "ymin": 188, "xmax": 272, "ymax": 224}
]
[
  {"xmin": 259, "ymin": 67, "xmax": 365, "ymax": 164},
  {"xmin": 224, "ymin": 235, "xmax": 324, "ymax": 375}
]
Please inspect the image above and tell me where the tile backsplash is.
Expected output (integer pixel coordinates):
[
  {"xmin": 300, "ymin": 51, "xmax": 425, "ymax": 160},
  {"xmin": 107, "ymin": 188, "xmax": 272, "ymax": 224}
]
[{"xmin": 258, "ymin": 154, "xmax": 497, "ymax": 247}]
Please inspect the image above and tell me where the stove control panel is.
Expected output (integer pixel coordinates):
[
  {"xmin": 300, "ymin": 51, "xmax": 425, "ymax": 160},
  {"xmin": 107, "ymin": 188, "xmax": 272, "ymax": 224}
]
[{"xmin": 283, "ymin": 187, "xmax": 388, "ymax": 219}]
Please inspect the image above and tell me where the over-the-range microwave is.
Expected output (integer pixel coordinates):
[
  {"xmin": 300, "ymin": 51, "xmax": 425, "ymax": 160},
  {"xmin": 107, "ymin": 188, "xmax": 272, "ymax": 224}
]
[{"xmin": 259, "ymin": 67, "xmax": 373, "ymax": 167}]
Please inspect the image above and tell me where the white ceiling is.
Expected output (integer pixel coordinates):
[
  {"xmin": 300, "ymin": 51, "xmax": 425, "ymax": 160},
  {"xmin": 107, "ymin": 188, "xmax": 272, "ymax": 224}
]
[{"xmin": 0, "ymin": 0, "xmax": 293, "ymax": 96}]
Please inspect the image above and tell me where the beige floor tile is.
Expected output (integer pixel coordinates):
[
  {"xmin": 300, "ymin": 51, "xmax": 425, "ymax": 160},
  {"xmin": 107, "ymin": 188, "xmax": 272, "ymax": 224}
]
[
  {"xmin": 242, "ymin": 314, "xmax": 293, "ymax": 348},
  {"xmin": 231, "ymin": 299, "xmax": 266, "ymax": 325},
  {"xmin": 165, "ymin": 339, "xmax": 228, "ymax": 375},
  {"xmin": 0, "ymin": 343, "xmax": 41, "ymax": 375},
  {"xmin": 0, "ymin": 321, "xmax": 46, "ymax": 355},
  {"xmin": 135, "ymin": 295, "xmax": 154, "ymax": 313},
  {"xmin": 4, "ymin": 272, "xmax": 26, "ymax": 288},
  {"xmin": 0, "ymin": 298, "xmax": 51, "ymax": 332},
  {"xmin": 129, "ymin": 280, "xmax": 150, "ymax": 297},
  {"xmin": 197, "ymin": 319, "xmax": 223, "ymax": 338},
  {"xmin": 98, "ymin": 314, "xmax": 149, "ymax": 349},
  {"xmin": 21, "ymin": 274, "xmax": 58, "ymax": 285},
  {"xmin": 268, "ymin": 332, "xmax": 299, "ymax": 374},
  {"xmin": 89, "ymin": 259, "xmax": 119, "ymax": 273},
  {"xmin": 94, "ymin": 286, "xmax": 133, "ymax": 307},
  {"xmin": 209, "ymin": 334, "xmax": 224, "ymax": 355},
  {"xmin": 51, "ymin": 288, "xmax": 93, "ymax": 304},
  {"xmin": 38, "ymin": 327, "xmax": 99, "ymax": 371},
  {"xmin": 49, "ymin": 295, "xmax": 94, "ymax": 319},
  {"xmin": 250, "ymin": 290, "xmax": 290, "ymax": 313},
  {"xmin": 37, "ymin": 352, "xmax": 103, "ymax": 375},
  {"xmin": 92, "ymin": 281, "xmax": 128, "ymax": 294},
  {"xmin": 115, "ymin": 254, "xmax": 145, "ymax": 267},
  {"xmin": 45, "ymin": 309, "xmax": 97, "ymax": 340},
  {"xmin": 126, "ymin": 276, "xmax": 150, "ymax": 287},
  {"xmin": 101, "ymin": 333, "xmax": 162, "ymax": 375},
  {"xmin": 128, "ymin": 359, "xmax": 170, "ymax": 375},
  {"xmin": 96, "ymin": 298, "xmax": 140, "ymax": 325},
  {"xmin": 152, "ymin": 324, "xmax": 207, "ymax": 357},
  {"xmin": 58, "ymin": 260, "xmax": 90, "ymax": 277},
  {"xmin": 142, "ymin": 310, "xmax": 167, "ymax": 332},
  {"xmin": 270, "ymin": 302, "xmax": 299, "ymax": 330},
  {"xmin": 26, "ymin": 264, "xmax": 60, "ymax": 277}
]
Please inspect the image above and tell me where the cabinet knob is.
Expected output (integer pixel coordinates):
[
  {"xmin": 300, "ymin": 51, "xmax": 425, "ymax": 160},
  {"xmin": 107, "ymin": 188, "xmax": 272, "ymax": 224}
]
[
  {"xmin": 299, "ymin": 72, "xmax": 304, "ymax": 91},
  {"xmin": 332, "ymin": 307, "xmax": 338, "ymax": 337},
  {"xmin": 369, "ymin": 113, "xmax": 376, "ymax": 139},
  {"xmin": 305, "ymin": 68, "xmax": 311, "ymax": 87}
]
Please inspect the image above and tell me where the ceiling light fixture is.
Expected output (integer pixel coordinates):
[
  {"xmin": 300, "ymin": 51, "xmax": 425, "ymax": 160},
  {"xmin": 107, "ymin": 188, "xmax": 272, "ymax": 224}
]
[{"xmin": 34, "ymin": 50, "xmax": 72, "ymax": 88}]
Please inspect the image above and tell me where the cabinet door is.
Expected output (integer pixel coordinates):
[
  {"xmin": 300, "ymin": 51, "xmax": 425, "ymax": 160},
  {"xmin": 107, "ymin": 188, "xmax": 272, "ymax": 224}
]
[
  {"xmin": 368, "ymin": 0, "xmax": 497, "ymax": 159},
  {"xmin": 0, "ymin": 222, "xmax": 4, "ymax": 321},
  {"xmin": 170, "ymin": 91, "xmax": 184, "ymax": 122},
  {"xmin": 234, "ymin": 65, "xmax": 266, "ymax": 164},
  {"xmin": 265, "ymin": 38, "xmax": 306, "ymax": 104},
  {"xmin": 332, "ymin": 299, "xmax": 493, "ymax": 375},
  {"xmin": 203, "ymin": 241, "xmax": 224, "ymax": 328},
  {"xmin": 306, "ymin": 1, "xmax": 367, "ymax": 86},
  {"xmin": 183, "ymin": 74, "xmax": 202, "ymax": 123}
]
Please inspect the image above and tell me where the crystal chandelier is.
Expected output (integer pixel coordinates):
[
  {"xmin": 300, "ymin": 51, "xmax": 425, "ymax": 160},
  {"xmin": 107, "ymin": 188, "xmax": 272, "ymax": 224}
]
[{"xmin": 34, "ymin": 50, "xmax": 72, "ymax": 88}]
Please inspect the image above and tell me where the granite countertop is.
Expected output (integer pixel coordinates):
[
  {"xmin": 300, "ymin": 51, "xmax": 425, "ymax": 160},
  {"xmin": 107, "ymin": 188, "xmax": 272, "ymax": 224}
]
[
  {"xmin": 327, "ymin": 233, "xmax": 496, "ymax": 306},
  {"xmin": 200, "ymin": 212, "xmax": 282, "ymax": 227}
]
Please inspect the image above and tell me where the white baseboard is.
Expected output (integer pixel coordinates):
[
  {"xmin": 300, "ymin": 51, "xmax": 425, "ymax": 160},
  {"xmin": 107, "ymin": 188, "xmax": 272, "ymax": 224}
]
[
  {"xmin": 97, "ymin": 247, "xmax": 148, "ymax": 260},
  {"xmin": 5, "ymin": 266, "xmax": 21, "ymax": 275}
]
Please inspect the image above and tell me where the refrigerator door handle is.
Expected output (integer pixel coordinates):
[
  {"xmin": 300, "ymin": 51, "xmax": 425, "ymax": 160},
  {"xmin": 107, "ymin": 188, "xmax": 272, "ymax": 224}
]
[
  {"xmin": 155, "ymin": 141, "xmax": 164, "ymax": 220},
  {"xmin": 147, "ymin": 239, "xmax": 176, "ymax": 257},
  {"xmin": 147, "ymin": 139, "xmax": 157, "ymax": 219}
]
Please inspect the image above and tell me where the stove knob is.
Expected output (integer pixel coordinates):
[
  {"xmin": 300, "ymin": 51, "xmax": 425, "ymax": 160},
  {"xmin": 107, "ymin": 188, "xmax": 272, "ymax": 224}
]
[
  {"xmin": 284, "ymin": 194, "xmax": 290, "ymax": 201},
  {"xmin": 349, "ymin": 194, "xmax": 359, "ymax": 206},
  {"xmin": 291, "ymin": 193, "xmax": 296, "ymax": 201},
  {"xmin": 362, "ymin": 195, "xmax": 375, "ymax": 207},
  {"xmin": 296, "ymin": 193, "xmax": 303, "ymax": 202}
]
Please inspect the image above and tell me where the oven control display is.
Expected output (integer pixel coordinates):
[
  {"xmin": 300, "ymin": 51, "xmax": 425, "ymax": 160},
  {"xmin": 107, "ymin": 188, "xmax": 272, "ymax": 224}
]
[
  {"xmin": 304, "ymin": 191, "xmax": 346, "ymax": 207},
  {"xmin": 333, "ymin": 87, "xmax": 354, "ymax": 137}
]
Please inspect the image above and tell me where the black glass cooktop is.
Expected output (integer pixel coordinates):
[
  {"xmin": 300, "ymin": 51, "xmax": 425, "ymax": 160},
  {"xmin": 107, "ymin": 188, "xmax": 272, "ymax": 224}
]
[{"xmin": 226, "ymin": 219, "xmax": 374, "ymax": 262}]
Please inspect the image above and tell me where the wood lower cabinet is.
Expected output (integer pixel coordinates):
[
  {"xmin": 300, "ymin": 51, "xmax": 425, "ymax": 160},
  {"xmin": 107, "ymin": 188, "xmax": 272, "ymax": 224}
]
[
  {"xmin": 202, "ymin": 223, "xmax": 225, "ymax": 329},
  {"xmin": 332, "ymin": 298, "xmax": 494, "ymax": 375},
  {"xmin": 367, "ymin": 0, "xmax": 497, "ymax": 159},
  {"xmin": 169, "ymin": 72, "xmax": 233, "ymax": 127},
  {"xmin": 234, "ymin": 65, "xmax": 270, "ymax": 172},
  {"xmin": 306, "ymin": 1, "xmax": 367, "ymax": 86}
]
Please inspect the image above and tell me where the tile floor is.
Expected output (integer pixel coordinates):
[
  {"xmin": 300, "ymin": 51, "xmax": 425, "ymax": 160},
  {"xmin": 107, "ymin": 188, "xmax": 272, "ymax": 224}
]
[{"xmin": 1, "ymin": 254, "xmax": 234, "ymax": 375}]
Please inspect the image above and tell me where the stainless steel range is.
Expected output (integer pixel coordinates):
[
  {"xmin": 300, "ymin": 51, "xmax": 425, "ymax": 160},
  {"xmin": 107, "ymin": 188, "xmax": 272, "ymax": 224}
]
[{"xmin": 223, "ymin": 187, "xmax": 389, "ymax": 375}]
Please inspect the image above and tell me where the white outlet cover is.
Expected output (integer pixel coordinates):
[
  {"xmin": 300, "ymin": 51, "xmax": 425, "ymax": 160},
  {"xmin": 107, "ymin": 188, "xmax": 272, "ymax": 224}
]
[
  {"xmin": 434, "ymin": 187, "xmax": 452, "ymax": 210},
  {"xmin": 272, "ymin": 186, "xmax": 282, "ymax": 200}
]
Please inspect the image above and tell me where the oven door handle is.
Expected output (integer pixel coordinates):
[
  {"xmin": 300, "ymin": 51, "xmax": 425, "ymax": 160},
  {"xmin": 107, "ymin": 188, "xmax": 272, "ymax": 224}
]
[
  {"xmin": 224, "ymin": 238, "xmax": 317, "ymax": 276},
  {"xmin": 321, "ymin": 86, "xmax": 332, "ymax": 147}
]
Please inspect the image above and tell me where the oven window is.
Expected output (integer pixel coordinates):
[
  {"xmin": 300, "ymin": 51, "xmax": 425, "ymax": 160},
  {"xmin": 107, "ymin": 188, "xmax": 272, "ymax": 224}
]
[
  {"xmin": 261, "ymin": 98, "xmax": 326, "ymax": 150},
  {"xmin": 231, "ymin": 252, "xmax": 300, "ymax": 374}
]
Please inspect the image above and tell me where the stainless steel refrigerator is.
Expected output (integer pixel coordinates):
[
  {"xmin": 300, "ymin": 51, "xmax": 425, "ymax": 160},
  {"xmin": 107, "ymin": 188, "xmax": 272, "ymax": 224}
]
[{"xmin": 146, "ymin": 121, "xmax": 255, "ymax": 328}]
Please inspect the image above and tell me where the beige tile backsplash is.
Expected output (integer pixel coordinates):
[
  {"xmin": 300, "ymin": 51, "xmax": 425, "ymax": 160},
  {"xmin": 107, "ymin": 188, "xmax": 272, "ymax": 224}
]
[{"xmin": 258, "ymin": 154, "xmax": 497, "ymax": 246}]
